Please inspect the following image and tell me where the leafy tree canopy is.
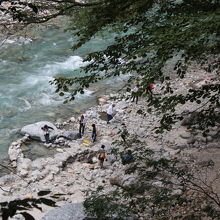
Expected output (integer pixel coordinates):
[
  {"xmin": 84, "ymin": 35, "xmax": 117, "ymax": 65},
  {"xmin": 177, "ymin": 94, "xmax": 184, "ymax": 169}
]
[
  {"xmin": 1, "ymin": 1, "xmax": 220, "ymax": 219},
  {"xmin": 0, "ymin": 0, "xmax": 101, "ymax": 34},
  {"xmin": 84, "ymin": 137, "xmax": 220, "ymax": 219},
  {"xmin": 52, "ymin": 0, "xmax": 220, "ymax": 132}
]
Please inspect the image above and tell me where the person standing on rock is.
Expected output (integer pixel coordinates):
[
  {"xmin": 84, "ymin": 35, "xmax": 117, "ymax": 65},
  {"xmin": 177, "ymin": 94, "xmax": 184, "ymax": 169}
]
[
  {"xmin": 107, "ymin": 103, "xmax": 116, "ymax": 124},
  {"xmin": 145, "ymin": 83, "xmax": 154, "ymax": 94},
  {"xmin": 78, "ymin": 114, "xmax": 86, "ymax": 137},
  {"xmin": 98, "ymin": 145, "xmax": 106, "ymax": 169},
  {"xmin": 120, "ymin": 123, "xmax": 129, "ymax": 142},
  {"xmin": 41, "ymin": 124, "xmax": 54, "ymax": 143},
  {"xmin": 92, "ymin": 124, "xmax": 97, "ymax": 142},
  {"xmin": 131, "ymin": 84, "xmax": 139, "ymax": 104}
]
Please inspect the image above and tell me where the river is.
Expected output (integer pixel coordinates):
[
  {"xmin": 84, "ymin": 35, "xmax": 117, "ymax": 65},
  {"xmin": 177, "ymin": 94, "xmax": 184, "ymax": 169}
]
[{"xmin": 0, "ymin": 21, "xmax": 125, "ymax": 163}]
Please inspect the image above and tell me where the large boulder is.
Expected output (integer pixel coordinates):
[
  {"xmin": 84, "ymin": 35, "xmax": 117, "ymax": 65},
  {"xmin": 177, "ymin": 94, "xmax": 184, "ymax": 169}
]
[
  {"xmin": 0, "ymin": 175, "xmax": 19, "ymax": 185},
  {"xmin": 20, "ymin": 121, "xmax": 59, "ymax": 142},
  {"xmin": 97, "ymin": 95, "xmax": 108, "ymax": 105},
  {"xmin": 59, "ymin": 130, "xmax": 81, "ymax": 140},
  {"xmin": 181, "ymin": 112, "xmax": 199, "ymax": 126},
  {"xmin": 42, "ymin": 203, "xmax": 85, "ymax": 220},
  {"xmin": 109, "ymin": 175, "xmax": 137, "ymax": 188}
]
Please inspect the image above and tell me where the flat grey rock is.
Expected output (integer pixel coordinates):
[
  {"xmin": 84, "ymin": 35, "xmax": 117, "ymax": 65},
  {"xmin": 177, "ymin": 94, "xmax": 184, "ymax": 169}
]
[
  {"xmin": 59, "ymin": 130, "xmax": 81, "ymax": 140},
  {"xmin": 21, "ymin": 121, "xmax": 60, "ymax": 142},
  {"xmin": 42, "ymin": 203, "xmax": 85, "ymax": 220}
]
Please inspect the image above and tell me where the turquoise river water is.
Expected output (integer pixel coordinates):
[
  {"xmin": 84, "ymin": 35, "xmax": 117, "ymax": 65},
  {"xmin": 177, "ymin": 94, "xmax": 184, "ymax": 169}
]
[{"xmin": 0, "ymin": 24, "xmax": 125, "ymax": 163}]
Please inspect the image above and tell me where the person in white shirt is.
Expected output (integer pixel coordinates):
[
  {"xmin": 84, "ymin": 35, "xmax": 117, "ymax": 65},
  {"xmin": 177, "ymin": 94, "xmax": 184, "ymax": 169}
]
[
  {"xmin": 41, "ymin": 124, "xmax": 54, "ymax": 143},
  {"xmin": 78, "ymin": 114, "xmax": 86, "ymax": 136},
  {"xmin": 107, "ymin": 104, "xmax": 115, "ymax": 124},
  {"xmin": 131, "ymin": 85, "xmax": 139, "ymax": 104}
]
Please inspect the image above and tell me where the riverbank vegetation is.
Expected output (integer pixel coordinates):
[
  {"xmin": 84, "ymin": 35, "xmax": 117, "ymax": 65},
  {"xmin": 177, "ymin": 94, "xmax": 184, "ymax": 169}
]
[
  {"xmin": 55, "ymin": 0, "xmax": 220, "ymax": 133},
  {"xmin": 1, "ymin": 0, "xmax": 220, "ymax": 219}
]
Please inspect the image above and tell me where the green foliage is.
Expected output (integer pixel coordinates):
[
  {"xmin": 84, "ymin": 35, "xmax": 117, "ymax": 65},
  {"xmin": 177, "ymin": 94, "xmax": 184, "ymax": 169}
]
[
  {"xmin": 71, "ymin": 0, "xmax": 154, "ymax": 49},
  {"xmin": 203, "ymin": 205, "xmax": 220, "ymax": 219},
  {"xmin": 4, "ymin": 0, "xmax": 220, "ymax": 219},
  {"xmin": 84, "ymin": 136, "xmax": 220, "ymax": 219},
  {"xmin": 52, "ymin": 0, "xmax": 220, "ymax": 132},
  {"xmin": 0, "ymin": 191, "xmax": 56, "ymax": 220},
  {"xmin": 84, "ymin": 192, "xmax": 129, "ymax": 220}
]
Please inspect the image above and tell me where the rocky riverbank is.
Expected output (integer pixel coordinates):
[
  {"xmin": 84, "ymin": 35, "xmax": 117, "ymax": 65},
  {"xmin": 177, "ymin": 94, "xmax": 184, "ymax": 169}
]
[{"xmin": 1, "ymin": 64, "xmax": 220, "ymax": 219}]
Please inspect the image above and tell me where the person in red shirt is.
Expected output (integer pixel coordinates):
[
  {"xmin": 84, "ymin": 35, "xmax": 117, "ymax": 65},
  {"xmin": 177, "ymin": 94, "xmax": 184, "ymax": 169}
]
[{"xmin": 146, "ymin": 83, "xmax": 154, "ymax": 94}]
